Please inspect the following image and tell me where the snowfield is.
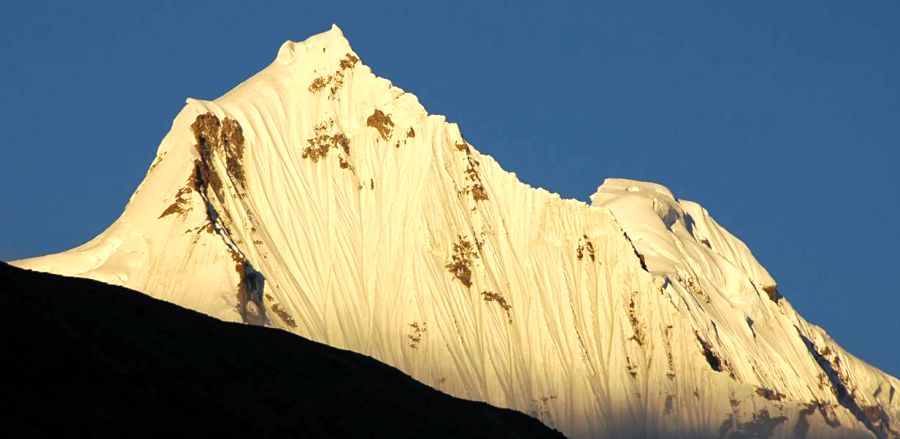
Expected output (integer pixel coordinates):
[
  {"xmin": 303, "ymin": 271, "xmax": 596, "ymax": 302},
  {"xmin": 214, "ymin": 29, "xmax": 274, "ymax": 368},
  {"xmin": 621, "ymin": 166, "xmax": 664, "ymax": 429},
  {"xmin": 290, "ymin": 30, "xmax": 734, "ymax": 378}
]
[{"xmin": 15, "ymin": 26, "xmax": 899, "ymax": 439}]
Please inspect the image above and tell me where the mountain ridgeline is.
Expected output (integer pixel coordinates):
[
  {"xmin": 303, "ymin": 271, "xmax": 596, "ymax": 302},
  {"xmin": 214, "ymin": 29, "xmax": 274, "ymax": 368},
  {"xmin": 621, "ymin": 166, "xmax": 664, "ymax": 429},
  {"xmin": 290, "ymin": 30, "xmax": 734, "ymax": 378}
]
[{"xmin": 14, "ymin": 26, "xmax": 899, "ymax": 438}]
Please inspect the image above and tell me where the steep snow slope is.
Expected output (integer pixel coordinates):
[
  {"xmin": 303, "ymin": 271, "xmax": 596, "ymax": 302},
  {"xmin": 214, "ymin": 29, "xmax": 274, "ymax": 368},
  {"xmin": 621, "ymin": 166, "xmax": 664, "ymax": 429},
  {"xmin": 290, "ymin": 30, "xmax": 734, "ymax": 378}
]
[{"xmin": 14, "ymin": 26, "xmax": 899, "ymax": 438}]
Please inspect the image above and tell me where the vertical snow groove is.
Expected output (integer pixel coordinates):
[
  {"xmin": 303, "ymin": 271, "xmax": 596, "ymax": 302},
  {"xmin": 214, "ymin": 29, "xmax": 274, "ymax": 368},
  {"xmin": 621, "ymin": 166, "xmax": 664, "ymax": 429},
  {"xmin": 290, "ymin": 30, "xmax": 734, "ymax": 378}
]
[
  {"xmin": 695, "ymin": 331, "xmax": 724, "ymax": 373},
  {"xmin": 599, "ymin": 205, "xmax": 648, "ymax": 273},
  {"xmin": 191, "ymin": 112, "xmax": 269, "ymax": 326},
  {"xmin": 797, "ymin": 327, "xmax": 891, "ymax": 439}
]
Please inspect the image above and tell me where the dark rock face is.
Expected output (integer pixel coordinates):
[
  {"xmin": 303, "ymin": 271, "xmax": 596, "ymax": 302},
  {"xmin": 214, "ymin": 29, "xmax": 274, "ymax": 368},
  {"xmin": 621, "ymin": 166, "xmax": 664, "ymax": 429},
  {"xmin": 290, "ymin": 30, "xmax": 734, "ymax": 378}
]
[
  {"xmin": 762, "ymin": 285, "xmax": 782, "ymax": 303},
  {"xmin": 191, "ymin": 112, "xmax": 247, "ymax": 201},
  {"xmin": 367, "ymin": 109, "xmax": 394, "ymax": 140},
  {"xmin": 0, "ymin": 263, "xmax": 565, "ymax": 439}
]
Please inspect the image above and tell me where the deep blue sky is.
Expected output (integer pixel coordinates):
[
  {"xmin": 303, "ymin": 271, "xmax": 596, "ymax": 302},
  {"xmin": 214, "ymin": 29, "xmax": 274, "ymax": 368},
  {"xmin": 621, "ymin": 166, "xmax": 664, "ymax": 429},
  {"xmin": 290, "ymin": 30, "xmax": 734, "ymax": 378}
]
[{"xmin": 1, "ymin": 1, "xmax": 897, "ymax": 375}]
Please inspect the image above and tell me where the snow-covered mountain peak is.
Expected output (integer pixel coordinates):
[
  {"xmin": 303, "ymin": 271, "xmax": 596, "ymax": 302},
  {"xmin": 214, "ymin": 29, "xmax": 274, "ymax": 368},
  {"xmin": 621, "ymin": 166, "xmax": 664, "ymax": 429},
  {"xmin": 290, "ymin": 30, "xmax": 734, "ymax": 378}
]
[
  {"xmin": 276, "ymin": 24, "xmax": 353, "ymax": 65},
  {"xmin": 14, "ymin": 27, "xmax": 900, "ymax": 439}
]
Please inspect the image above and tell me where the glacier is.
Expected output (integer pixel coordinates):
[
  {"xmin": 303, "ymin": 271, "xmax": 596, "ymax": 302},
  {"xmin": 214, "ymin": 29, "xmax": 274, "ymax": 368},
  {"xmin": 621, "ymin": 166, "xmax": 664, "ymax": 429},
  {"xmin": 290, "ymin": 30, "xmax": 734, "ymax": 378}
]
[{"xmin": 14, "ymin": 25, "xmax": 899, "ymax": 438}]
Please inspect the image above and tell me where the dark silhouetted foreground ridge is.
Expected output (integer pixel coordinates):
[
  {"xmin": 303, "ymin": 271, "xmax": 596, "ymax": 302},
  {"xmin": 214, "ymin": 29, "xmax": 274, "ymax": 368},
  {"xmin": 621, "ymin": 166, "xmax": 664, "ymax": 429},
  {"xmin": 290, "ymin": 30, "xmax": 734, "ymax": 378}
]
[{"xmin": 0, "ymin": 263, "xmax": 565, "ymax": 439}]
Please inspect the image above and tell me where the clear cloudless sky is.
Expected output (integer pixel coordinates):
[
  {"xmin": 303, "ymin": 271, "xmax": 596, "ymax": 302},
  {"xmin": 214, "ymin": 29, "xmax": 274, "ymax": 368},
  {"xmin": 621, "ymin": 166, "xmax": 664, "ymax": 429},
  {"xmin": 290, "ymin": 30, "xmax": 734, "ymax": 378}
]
[{"xmin": 1, "ymin": 1, "xmax": 898, "ymax": 375}]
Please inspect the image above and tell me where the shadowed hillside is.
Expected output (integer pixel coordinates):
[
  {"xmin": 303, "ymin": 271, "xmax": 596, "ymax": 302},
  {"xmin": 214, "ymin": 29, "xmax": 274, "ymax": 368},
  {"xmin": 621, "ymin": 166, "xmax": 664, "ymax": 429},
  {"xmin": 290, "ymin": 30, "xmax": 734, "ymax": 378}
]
[{"xmin": 0, "ymin": 263, "xmax": 565, "ymax": 439}]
